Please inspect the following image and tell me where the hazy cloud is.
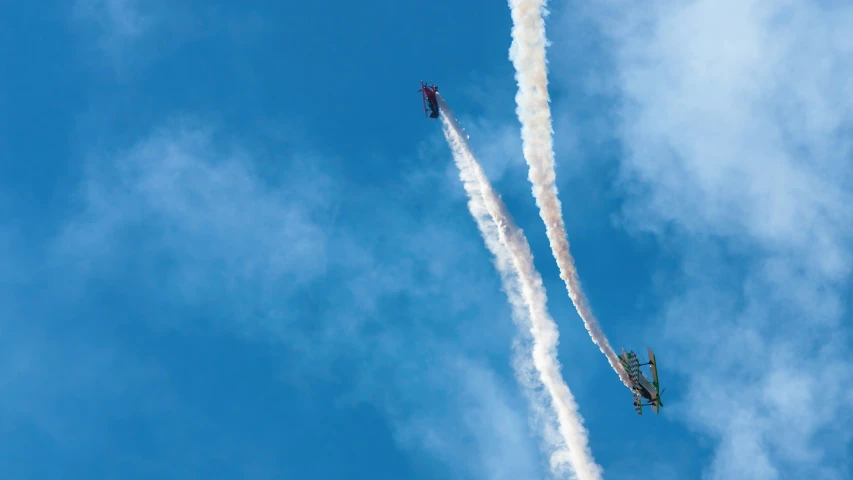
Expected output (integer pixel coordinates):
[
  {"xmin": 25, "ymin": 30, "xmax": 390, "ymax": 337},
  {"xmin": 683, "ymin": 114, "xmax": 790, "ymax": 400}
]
[{"xmin": 553, "ymin": 0, "xmax": 853, "ymax": 477}]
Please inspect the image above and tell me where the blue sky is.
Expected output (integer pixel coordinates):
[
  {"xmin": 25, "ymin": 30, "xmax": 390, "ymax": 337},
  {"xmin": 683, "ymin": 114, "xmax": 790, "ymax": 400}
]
[{"xmin": 2, "ymin": 0, "xmax": 852, "ymax": 479}]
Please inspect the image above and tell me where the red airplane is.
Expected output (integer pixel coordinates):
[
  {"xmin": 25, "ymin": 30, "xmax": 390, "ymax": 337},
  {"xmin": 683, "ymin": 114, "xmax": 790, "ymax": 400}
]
[{"xmin": 419, "ymin": 81, "xmax": 439, "ymax": 119}]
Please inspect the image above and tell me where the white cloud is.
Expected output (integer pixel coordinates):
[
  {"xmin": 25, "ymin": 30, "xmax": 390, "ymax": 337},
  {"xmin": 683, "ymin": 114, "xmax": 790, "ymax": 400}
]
[
  {"xmin": 594, "ymin": 0, "xmax": 853, "ymax": 262},
  {"xmin": 552, "ymin": 0, "xmax": 853, "ymax": 477},
  {"xmin": 387, "ymin": 352, "xmax": 544, "ymax": 480},
  {"xmin": 74, "ymin": 0, "xmax": 150, "ymax": 39},
  {"xmin": 70, "ymin": 0, "xmax": 204, "ymax": 75},
  {"xmin": 57, "ymin": 119, "xmax": 331, "ymax": 320}
]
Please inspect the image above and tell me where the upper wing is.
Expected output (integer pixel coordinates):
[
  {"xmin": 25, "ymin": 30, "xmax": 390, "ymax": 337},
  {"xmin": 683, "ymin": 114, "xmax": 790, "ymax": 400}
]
[
  {"xmin": 647, "ymin": 348, "xmax": 662, "ymax": 414},
  {"xmin": 420, "ymin": 81, "xmax": 428, "ymax": 117},
  {"xmin": 647, "ymin": 347, "xmax": 659, "ymax": 388}
]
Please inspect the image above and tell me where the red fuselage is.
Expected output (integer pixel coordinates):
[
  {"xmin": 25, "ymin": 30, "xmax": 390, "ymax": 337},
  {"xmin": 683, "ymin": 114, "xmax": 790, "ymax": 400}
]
[
  {"xmin": 421, "ymin": 82, "xmax": 440, "ymax": 119},
  {"xmin": 422, "ymin": 86, "xmax": 437, "ymax": 101}
]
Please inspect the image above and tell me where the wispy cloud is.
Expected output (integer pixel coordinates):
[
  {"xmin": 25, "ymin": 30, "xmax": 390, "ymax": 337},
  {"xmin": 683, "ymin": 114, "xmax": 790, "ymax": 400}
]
[
  {"xmin": 69, "ymin": 0, "xmax": 203, "ymax": 75},
  {"xmin": 73, "ymin": 0, "xmax": 151, "ymax": 39},
  {"xmin": 57, "ymin": 119, "xmax": 332, "ymax": 334},
  {"xmin": 560, "ymin": 0, "xmax": 853, "ymax": 477},
  {"xmin": 72, "ymin": 0, "xmax": 160, "ymax": 59},
  {"xmin": 388, "ymin": 352, "xmax": 544, "ymax": 480}
]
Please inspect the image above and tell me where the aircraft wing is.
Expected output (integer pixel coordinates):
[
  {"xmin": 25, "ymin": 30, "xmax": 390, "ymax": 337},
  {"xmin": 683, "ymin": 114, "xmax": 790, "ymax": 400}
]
[
  {"xmin": 420, "ymin": 82, "xmax": 428, "ymax": 117},
  {"xmin": 647, "ymin": 347, "xmax": 659, "ymax": 387},
  {"xmin": 647, "ymin": 347, "xmax": 663, "ymax": 414}
]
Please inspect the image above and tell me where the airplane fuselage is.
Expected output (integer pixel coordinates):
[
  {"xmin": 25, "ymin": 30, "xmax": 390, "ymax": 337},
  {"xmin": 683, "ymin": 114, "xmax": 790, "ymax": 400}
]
[{"xmin": 635, "ymin": 371, "xmax": 657, "ymax": 401}]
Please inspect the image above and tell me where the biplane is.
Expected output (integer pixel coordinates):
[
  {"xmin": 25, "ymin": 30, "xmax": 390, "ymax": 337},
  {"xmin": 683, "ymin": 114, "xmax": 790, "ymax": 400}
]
[
  {"xmin": 619, "ymin": 347, "xmax": 665, "ymax": 415},
  {"xmin": 419, "ymin": 81, "xmax": 439, "ymax": 118}
]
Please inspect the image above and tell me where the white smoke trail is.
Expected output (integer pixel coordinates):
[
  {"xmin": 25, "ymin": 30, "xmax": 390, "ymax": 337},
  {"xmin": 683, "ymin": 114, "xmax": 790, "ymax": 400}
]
[
  {"xmin": 507, "ymin": 0, "xmax": 633, "ymax": 389},
  {"xmin": 439, "ymin": 96, "xmax": 602, "ymax": 480},
  {"xmin": 440, "ymin": 120, "xmax": 571, "ymax": 477},
  {"xmin": 454, "ymin": 145, "xmax": 571, "ymax": 477}
]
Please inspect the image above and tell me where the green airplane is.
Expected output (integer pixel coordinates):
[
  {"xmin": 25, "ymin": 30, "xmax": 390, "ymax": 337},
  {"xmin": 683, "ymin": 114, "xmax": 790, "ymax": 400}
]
[{"xmin": 619, "ymin": 347, "xmax": 665, "ymax": 415}]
